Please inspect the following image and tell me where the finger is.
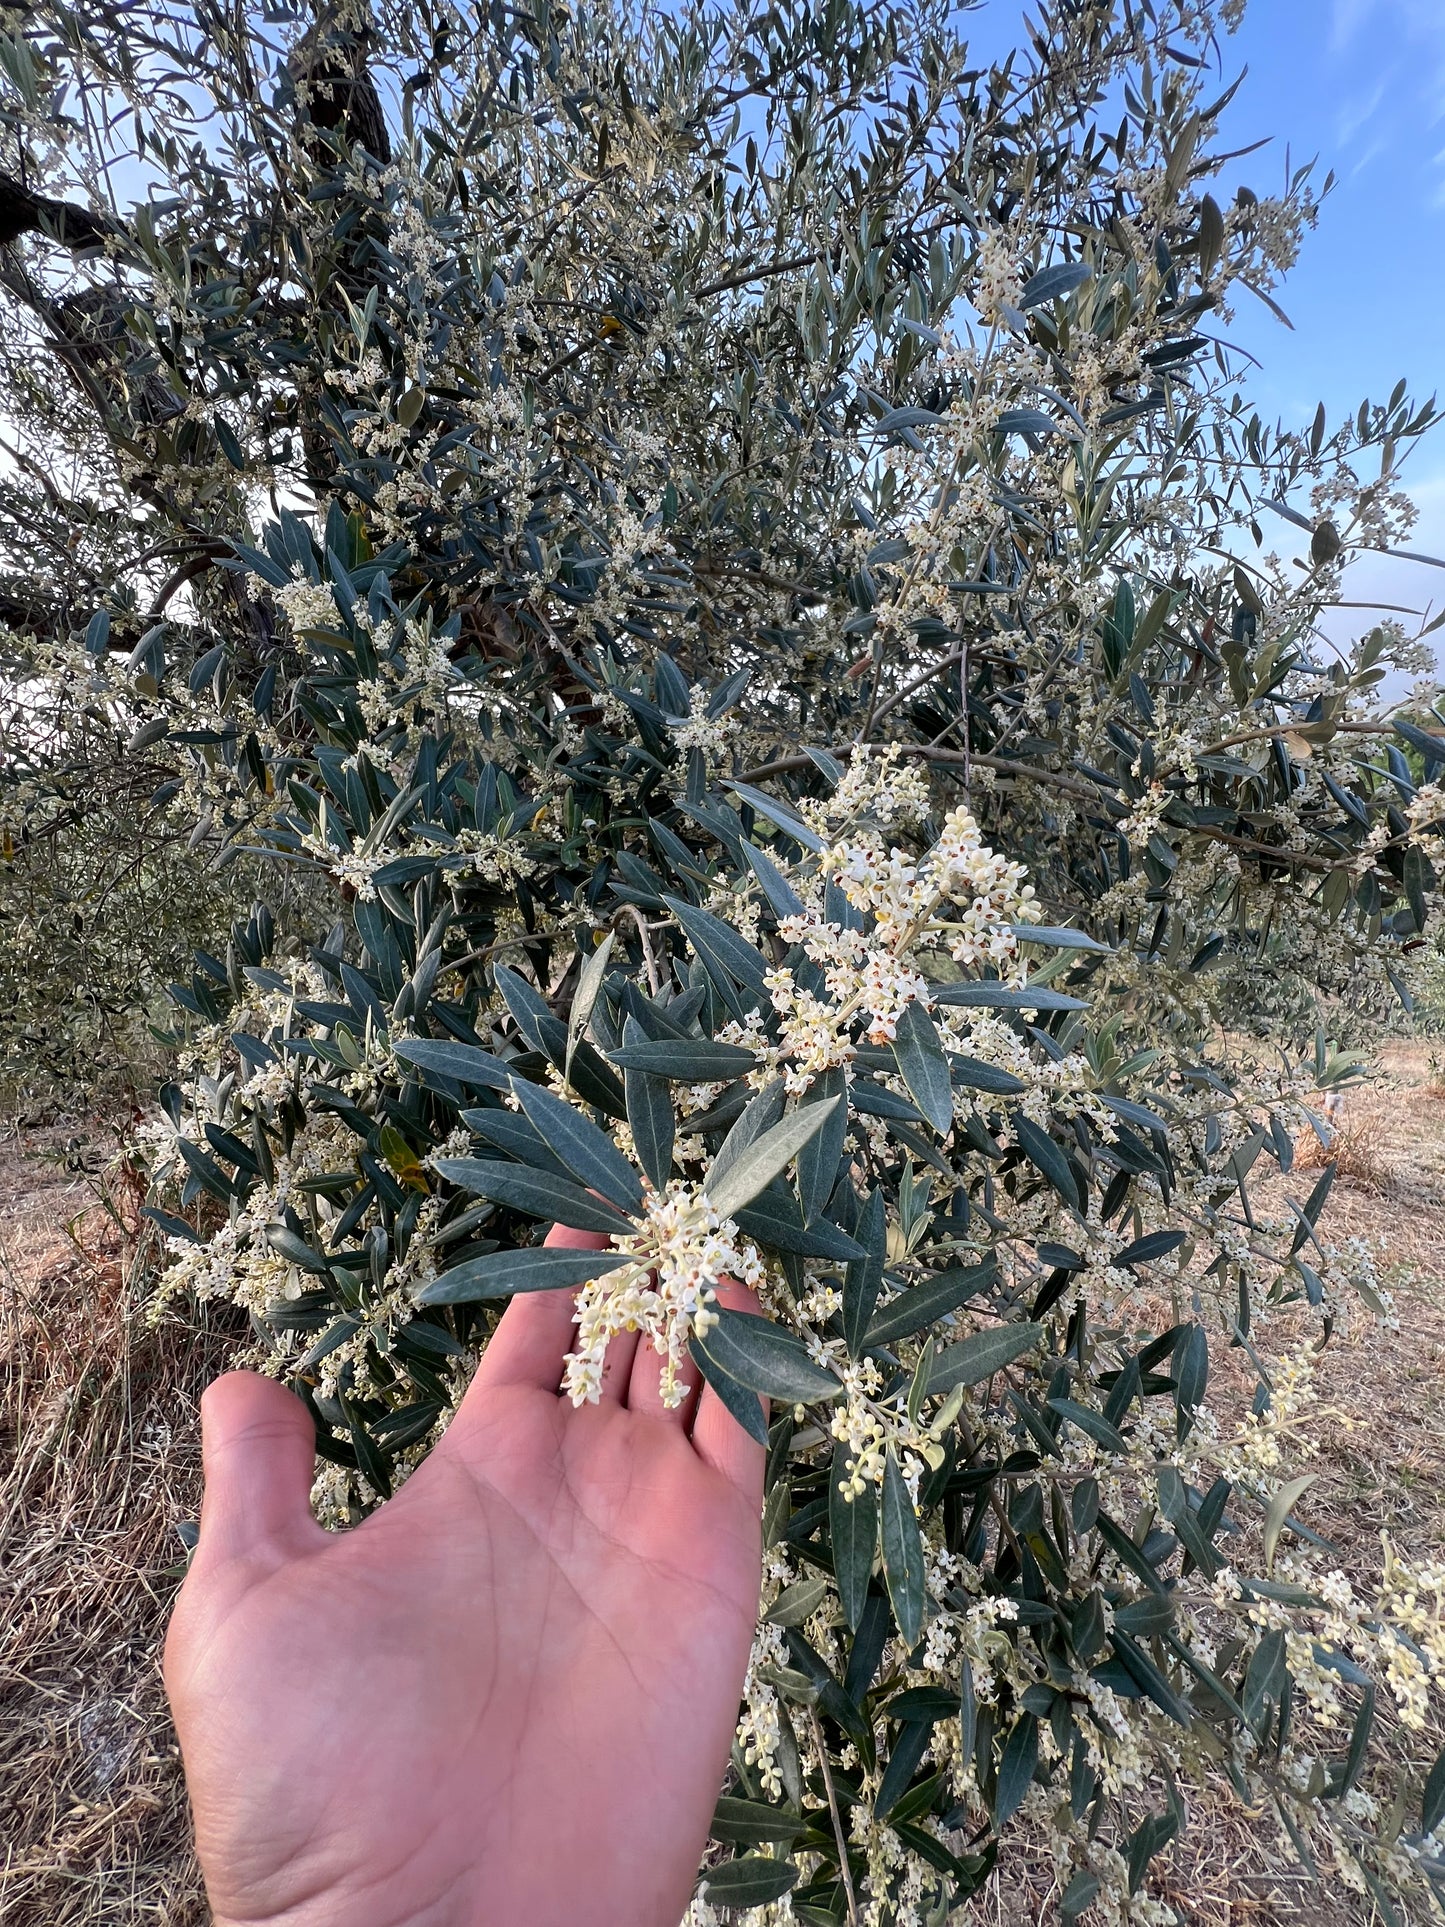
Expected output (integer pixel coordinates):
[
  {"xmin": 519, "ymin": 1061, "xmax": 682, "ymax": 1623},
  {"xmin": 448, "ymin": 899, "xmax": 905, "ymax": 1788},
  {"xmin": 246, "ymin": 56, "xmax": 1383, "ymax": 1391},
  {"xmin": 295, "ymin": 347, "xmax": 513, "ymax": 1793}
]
[
  {"xmin": 466, "ymin": 1223, "xmax": 605, "ymax": 1394},
  {"xmin": 597, "ymin": 1326, "xmax": 640, "ymax": 1403},
  {"xmin": 626, "ymin": 1333, "xmax": 701, "ymax": 1426},
  {"xmin": 690, "ymin": 1278, "xmax": 768, "ymax": 1499},
  {"xmin": 197, "ymin": 1371, "xmax": 324, "ymax": 1566}
]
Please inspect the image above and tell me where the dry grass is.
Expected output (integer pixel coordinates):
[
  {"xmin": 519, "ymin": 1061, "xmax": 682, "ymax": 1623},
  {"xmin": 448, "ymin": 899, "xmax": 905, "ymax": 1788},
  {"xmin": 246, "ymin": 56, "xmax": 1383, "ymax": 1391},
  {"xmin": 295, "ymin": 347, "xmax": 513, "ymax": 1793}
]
[
  {"xmin": 0, "ymin": 1124, "xmax": 239, "ymax": 1927},
  {"xmin": 1292, "ymin": 1125, "xmax": 1392, "ymax": 1191},
  {"xmin": 6, "ymin": 1053, "xmax": 1445, "ymax": 1924}
]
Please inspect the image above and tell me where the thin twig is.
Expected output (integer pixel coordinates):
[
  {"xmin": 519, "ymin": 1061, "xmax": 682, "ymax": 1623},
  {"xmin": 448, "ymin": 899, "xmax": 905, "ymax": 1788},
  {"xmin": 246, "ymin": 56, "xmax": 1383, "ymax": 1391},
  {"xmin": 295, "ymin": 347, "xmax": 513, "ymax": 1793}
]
[
  {"xmin": 809, "ymin": 1705, "xmax": 859, "ymax": 1927},
  {"xmin": 866, "ymin": 645, "xmax": 966, "ymax": 730},
  {"xmin": 621, "ymin": 903, "xmax": 662, "ymax": 994},
  {"xmin": 739, "ymin": 743, "xmax": 1108, "ymax": 805}
]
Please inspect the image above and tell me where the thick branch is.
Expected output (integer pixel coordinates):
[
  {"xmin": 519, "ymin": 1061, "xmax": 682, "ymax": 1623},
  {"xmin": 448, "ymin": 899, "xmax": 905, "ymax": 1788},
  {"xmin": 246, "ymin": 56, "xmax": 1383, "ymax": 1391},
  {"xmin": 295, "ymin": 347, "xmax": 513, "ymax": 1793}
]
[{"xmin": 0, "ymin": 174, "xmax": 119, "ymax": 252}]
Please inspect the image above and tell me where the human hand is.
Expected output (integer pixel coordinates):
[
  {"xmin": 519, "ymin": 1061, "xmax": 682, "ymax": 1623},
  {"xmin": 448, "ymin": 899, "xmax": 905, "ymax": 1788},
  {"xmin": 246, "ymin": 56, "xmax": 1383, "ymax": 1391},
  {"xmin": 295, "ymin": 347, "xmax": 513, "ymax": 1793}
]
[{"xmin": 163, "ymin": 1225, "xmax": 765, "ymax": 1927}]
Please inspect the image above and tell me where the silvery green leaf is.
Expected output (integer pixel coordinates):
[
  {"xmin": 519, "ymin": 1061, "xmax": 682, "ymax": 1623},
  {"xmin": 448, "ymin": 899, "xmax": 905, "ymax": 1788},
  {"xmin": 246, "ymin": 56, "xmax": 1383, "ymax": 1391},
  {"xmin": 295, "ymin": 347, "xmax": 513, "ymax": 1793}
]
[
  {"xmin": 1010, "ymin": 924, "xmax": 1112, "ymax": 952},
  {"xmin": 948, "ymin": 1055, "xmax": 1026, "ymax": 1096},
  {"xmin": 850, "ymin": 1084, "xmax": 925, "ymax": 1121},
  {"xmin": 566, "ymin": 929, "xmax": 614, "ymax": 1084},
  {"xmin": 1048, "ymin": 1397, "xmax": 1128, "ymax": 1455},
  {"xmin": 795, "ymin": 1064, "xmax": 847, "ymax": 1224},
  {"xmin": 699, "ymin": 1856, "xmax": 798, "ymax": 1907},
  {"xmin": 1174, "ymin": 1324, "xmax": 1209, "ymax": 1440},
  {"xmin": 733, "ymin": 1188, "xmax": 864, "ymax": 1261},
  {"xmin": 843, "ymin": 1189, "xmax": 887, "ymax": 1357},
  {"xmin": 609, "ymin": 1038, "xmax": 757, "ymax": 1079},
  {"xmin": 1289, "ymin": 1160, "xmax": 1336, "ymax": 1255},
  {"xmin": 1062, "ymin": 1874, "xmax": 1101, "ymax": 1925},
  {"xmin": 688, "ymin": 1335, "xmax": 770, "ymax": 1444},
  {"xmin": 652, "ymin": 650, "xmax": 690, "ymax": 718},
  {"xmin": 709, "ymin": 1797, "xmax": 805, "ymax": 1846},
  {"xmin": 511, "ymin": 1077, "xmax": 644, "ymax": 1212},
  {"xmin": 994, "ymin": 1714, "xmax": 1039, "ymax": 1824},
  {"xmin": 461, "ymin": 1108, "xmax": 573, "ymax": 1181},
  {"xmin": 886, "ymin": 1686, "xmax": 956, "ymax": 1722},
  {"xmin": 1020, "ymin": 260, "xmax": 1092, "ymax": 308},
  {"xmin": 926, "ymin": 1322, "xmax": 1042, "ymax": 1395},
  {"xmin": 931, "ymin": 981, "xmax": 1087, "ymax": 1011},
  {"xmin": 1099, "ymin": 1093, "xmax": 1168, "ymax": 1133},
  {"xmin": 264, "ymin": 1222, "xmax": 333, "ymax": 1274},
  {"xmin": 692, "ymin": 1307, "xmax": 841, "ymax": 1404},
  {"xmin": 880, "ymin": 1449, "xmax": 926, "ymax": 1649},
  {"xmin": 492, "ymin": 963, "xmax": 554, "ymax": 1050},
  {"xmin": 805, "ymin": 745, "xmax": 844, "ymax": 785},
  {"xmin": 743, "ymin": 839, "xmax": 807, "ymax": 918},
  {"xmin": 997, "ymin": 406, "xmax": 1060, "ymax": 438},
  {"xmin": 765, "ymin": 1577, "xmax": 831, "ymax": 1626},
  {"xmin": 1242, "ymin": 1628, "xmax": 1289, "ymax": 1731},
  {"xmin": 864, "ymin": 1257, "xmax": 996, "ymax": 1348},
  {"xmin": 891, "ymin": 1001, "xmax": 954, "ymax": 1135},
  {"xmin": 418, "ymin": 1246, "xmax": 627, "ymax": 1304},
  {"xmin": 1263, "ymin": 1473, "xmax": 1317, "ymax": 1574},
  {"xmin": 873, "ymin": 1718, "xmax": 932, "ymax": 1820},
  {"xmin": 1420, "ymin": 1739, "xmax": 1445, "ymax": 1836},
  {"xmin": 663, "ymin": 894, "xmax": 770, "ymax": 1004},
  {"xmin": 705, "ymin": 1094, "xmax": 842, "ymax": 1220},
  {"xmin": 1012, "ymin": 1114, "xmax": 1083, "ymax": 1212},
  {"xmin": 1116, "ymin": 1230, "xmax": 1185, "ymax": 1267},
  {"xmin": 433, "ymin": 1158, "xmax": 633, "ymax": 1235},
  {"xmin": 724, "ymin": 781, "xmax": 825, "ymax": 852},
  {"xmin": 707, "ymin": 1078, "xmax": 785, "ymax": 1195},
  {"xmin": 621, "ymin": 1016, "xmax": 674, "ymax": 1191},
  {"xmin": 830, "ymin": 1439, "xmax": 877, "ymax": 1632}
]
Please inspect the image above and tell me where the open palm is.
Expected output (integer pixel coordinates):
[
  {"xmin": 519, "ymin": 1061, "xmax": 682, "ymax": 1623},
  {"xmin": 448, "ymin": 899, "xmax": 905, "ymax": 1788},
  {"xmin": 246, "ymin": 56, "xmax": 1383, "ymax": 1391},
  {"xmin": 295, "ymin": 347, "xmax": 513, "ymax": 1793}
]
[{"xmin": 164, "ymin": 1226, "xmax": 765, "ymax": 1927}]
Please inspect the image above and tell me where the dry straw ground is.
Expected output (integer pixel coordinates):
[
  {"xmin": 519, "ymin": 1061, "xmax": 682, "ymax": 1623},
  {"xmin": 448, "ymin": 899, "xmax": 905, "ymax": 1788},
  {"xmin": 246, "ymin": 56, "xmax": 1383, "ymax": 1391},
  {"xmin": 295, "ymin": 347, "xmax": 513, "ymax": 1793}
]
[
  {"xmin": 3, "ymin": 1049, "xmax": 1445, "ymax": 1925},
  {"xmin": 0, "ymin": 1130, "xmax": 221, "ymax": 1926}
]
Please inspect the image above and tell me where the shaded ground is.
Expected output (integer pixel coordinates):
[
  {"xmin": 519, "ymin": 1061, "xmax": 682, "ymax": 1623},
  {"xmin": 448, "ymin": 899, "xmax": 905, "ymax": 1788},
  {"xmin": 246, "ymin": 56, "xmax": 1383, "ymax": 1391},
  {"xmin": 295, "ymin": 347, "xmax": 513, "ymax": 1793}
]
[
  {"xmin": 0, "ymin": 1126, "xmax": 224, "ymax": 1926},
  {"xmin": 4, "ymin": 1052, "xmax": 1445, "ymax": 1924}
]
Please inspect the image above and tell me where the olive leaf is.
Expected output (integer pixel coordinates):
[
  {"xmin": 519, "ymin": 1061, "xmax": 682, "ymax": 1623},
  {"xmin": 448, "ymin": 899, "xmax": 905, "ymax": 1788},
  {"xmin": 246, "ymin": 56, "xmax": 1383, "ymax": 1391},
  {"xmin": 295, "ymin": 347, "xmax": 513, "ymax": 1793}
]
[
  {"xmin": 699, "ymin": 1855, "xmax": 799, "ymax": 1907},
  {"xmin": 511, "ymin": 1077, "xmax": 645, "ymax": 1213},
  {"xmin": 891, "ymin": 1000, "xmax": 954, "ymax": 1135},
  {"xmin": 864, "ymin": 1257, "xmax": 996, "ymax": 1349},
  {"xmin": 393, "ymin": 1036, "xmax": 514, "ymax": 1092},
  {"xmin": 692, "ymin": 1308, "xmax": 842, "ymax": 1404},
  {"xmin": 432, "ymin": 1158, "xmax": 634, "ymax": 1235},
  {"xmin": 705, "ymin": 1094, "xmax": 842, "ymax": 1220},
  {"xmin": 927, "ymin": 1322, "xmax": 1043, "ymax": 1395},
  {"xmin": 417, "ymin": 1246, "xmax": 627, "ymax": 1304},
  {"xmin": 830, "ymin": 1439, "xmax": 879, "ymax": 1632},
  {"xmin": 1263, "ymin": 1474, "xmax": 1317, "ymax": 1574},
  {"xmin": 880, "ymin": 1449, "xmax": 926, "ymax": 1649},
  {"xmin": 620, "ymin": 1016, "xmax": 674, "ymax": 1192}
]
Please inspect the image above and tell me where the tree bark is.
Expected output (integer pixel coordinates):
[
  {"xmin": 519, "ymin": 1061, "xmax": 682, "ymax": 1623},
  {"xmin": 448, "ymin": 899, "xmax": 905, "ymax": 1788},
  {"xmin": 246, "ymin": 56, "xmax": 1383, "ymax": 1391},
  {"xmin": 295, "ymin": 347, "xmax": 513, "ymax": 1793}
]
[{"xmin": 0, "ymin": 174, "xmax": 117, "ymax": 252}]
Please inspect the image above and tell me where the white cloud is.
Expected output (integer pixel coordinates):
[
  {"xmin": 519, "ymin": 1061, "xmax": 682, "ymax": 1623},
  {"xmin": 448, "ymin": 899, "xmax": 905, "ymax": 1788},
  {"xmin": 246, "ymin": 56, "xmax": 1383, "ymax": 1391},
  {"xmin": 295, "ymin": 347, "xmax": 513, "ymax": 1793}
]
[
  {"xmin": 1347, "ymin": 133, "xmax": 1388, "ymax": 179},
  {"xmin": 1327, "ymin": 0, "xmax": 1445, "ymax": 70},
  {"xmin": 1335, "ymin": 75, "xmax": 1389, "ymax": 145},
  {"xmin": 1320, "ymin": 0, "xmax": 1445, "ymax": 199},
  {"xmin": 1330, "ymin": 0, "xmax": 1379, "ymax": 54}
]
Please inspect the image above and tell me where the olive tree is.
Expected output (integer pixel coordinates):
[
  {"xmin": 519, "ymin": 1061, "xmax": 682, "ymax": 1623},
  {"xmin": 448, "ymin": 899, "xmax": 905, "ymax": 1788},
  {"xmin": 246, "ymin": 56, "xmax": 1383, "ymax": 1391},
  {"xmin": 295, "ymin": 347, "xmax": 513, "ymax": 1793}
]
[{"xmin": 6, "ymin": 0, "xmax": 1445, "ymax": 1919}]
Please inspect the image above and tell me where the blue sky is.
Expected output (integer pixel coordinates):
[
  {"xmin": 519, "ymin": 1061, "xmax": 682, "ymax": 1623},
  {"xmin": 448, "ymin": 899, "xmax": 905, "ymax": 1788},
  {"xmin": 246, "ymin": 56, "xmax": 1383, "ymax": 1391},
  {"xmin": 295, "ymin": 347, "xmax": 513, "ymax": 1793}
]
[
  {"xmin": 1219, "ymin": 0, "xmax": 1445, "ymax": 657},
  {"xmin": 1219, "ymin": 0, "xmax": 1443, "ymax": 436},
  {"xmin": 967, "ymin": 0, "xmax": 1445, "ymax": 672}
]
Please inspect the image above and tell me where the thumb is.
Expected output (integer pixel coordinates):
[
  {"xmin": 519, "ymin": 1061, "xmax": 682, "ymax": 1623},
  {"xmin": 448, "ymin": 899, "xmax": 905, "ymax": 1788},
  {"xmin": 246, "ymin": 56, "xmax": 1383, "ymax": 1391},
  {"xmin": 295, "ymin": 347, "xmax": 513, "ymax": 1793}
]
[{"xmin": 196, "ymin": 1371, "xmax": 324, "ymax": 1566}]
